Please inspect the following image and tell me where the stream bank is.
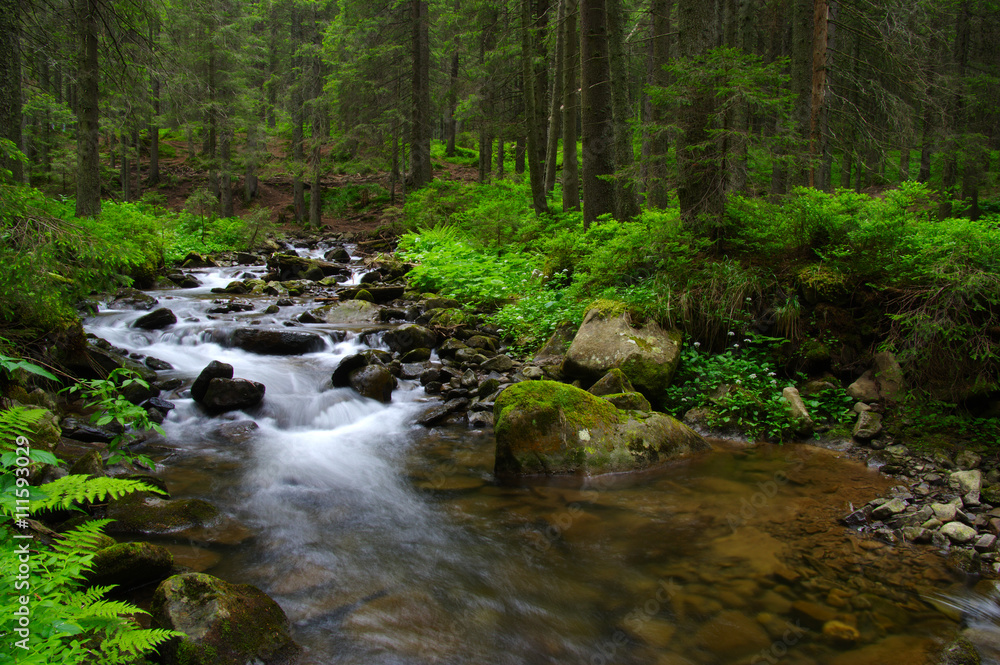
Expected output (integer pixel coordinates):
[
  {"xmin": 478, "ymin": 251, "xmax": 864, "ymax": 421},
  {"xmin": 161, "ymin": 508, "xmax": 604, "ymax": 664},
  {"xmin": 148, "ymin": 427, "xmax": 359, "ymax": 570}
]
[{"xmin": 6, "ymin": 233, "xmax": 997, "ymax": 664}]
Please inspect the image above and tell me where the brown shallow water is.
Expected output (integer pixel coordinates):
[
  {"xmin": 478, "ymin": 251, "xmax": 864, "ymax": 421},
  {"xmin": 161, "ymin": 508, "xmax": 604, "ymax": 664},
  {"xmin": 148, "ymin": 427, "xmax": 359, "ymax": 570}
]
[{"xmin": 151, "ymin": 427, "xmax": 962, "ymax": 665}]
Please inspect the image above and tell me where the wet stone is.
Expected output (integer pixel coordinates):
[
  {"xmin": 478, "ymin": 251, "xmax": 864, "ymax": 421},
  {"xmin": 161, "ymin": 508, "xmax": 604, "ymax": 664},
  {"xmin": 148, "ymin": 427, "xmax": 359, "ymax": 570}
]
[
  {"xmin": 871, "ymin": 497, "xmax": 908, "ymax": 521},
  {"xmin": 974, "ymin": 534, "xmax": 997, "ymax": 552},
  {"xmin": 940, "ymin": 521, "xmax": 978, "ymax": 544}
]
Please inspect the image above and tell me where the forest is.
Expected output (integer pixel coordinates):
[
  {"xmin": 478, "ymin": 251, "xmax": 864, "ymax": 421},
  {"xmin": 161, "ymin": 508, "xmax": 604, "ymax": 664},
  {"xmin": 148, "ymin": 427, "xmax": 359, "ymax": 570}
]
[{"xmin": 2, "ymin": 0, "xmax": 1000, "ymax": 662}]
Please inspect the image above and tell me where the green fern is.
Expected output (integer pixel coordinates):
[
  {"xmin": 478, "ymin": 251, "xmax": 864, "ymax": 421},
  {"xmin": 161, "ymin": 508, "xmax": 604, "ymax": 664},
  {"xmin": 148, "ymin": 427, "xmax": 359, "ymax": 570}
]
[
  {"xmin": 26, "ymin": 474, "xmax": 163, "ymax": 514},
  {"xmin": 0, "ymin": 519, "xmax": 183, "ymax": 665},
  {"xmin": 0, "ymin": 404, "xmax": 181, "ymax": 665},
  {"xmin": 0, "ymin": 405, "xmax": 44, "ymax": 448}
]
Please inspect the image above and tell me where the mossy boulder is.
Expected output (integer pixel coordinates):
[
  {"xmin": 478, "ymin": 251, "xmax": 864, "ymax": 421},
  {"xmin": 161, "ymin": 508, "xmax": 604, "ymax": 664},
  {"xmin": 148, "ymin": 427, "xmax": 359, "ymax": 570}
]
[
  {"xmin": 349, "ymin": 364, "xmax": 395, "ymax": 403},
  {"xmin": 493, "ymin": 380, "xmax": 708, "ymax": 478},
  {"xmin": 383, "ymin": 324, "xmax": 437, "ymax": 354},
  {"xmin": 152, "ymin": 572, "xmax": 301, "ymax": 665},
  {"xmin": 86, "ymin": 541, "xmax": 173, "ymax": 590},
  {"xmin": 426, "ymin": 308, "xmax": 477, "ymax": 327},
  {"xmin": 105, "ymin": 493, "xmax": 220, "ymax": 535},
  {"xmin": 563, "ymin": 306, "xmax": 682, "ymax": 405},
  {"xmin": 319, "ymin": 300, "xmax": 380, "ymax": 324},
  {"xmin": 602, "ymin": 392, "xmax": 651, "ymax": 411}
]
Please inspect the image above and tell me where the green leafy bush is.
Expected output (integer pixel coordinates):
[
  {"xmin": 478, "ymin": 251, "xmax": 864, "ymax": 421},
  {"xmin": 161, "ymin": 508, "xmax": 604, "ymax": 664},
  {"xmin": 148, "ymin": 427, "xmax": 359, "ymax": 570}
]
[{"xmin": 663, "ymin": 336, "xmax": 852, "ymax": 441}]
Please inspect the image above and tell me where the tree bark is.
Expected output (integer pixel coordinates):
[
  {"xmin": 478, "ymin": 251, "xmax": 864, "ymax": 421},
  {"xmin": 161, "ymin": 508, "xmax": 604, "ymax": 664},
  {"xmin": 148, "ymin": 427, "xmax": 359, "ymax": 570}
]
[
  {"xmin": 580, "ymin": 0, "xmax": 615, "ymax": 227},
  {"xmin": 562, "ymin": 0, "xmax": 581, "ymax": 211},
  {"xmin": 75, "ymin": 0, "xmax": 101, "ymax": 216},
  {"xmin": 808, "ymin": 0, "xmax": 827, "ymax": 189},
  {"xmin": 789, "ymin": 0, "xmax": 812, "ymax": 189},
  {"xmin": 544, "ymin": 0, "xmax": 566, "ymax": 195},
  {"xmin": 0, "ymin": 0, "xmax": 23, "ymax": 183},
  {"xmin": 645, "ymin": 0, "xmax": 671, "ymax": 209},
  {"xmin": 410, "ymin": 0, "xmax": 432, "ymax": 188},
  {"xmin": 607, "ymin": 0, "xmax": 639, "ymax": 219},
  {"xmin": 220, "ymin": 124, "xmax": 234, "ymax": 217},
  {"xmin": 522, "ymin": 0, "xmax": 549, "ymax": 214},
  {"xmin": 291, "ymin": 7, "xmax": 305, "ymax": 222},
  {"xmin": 675, "ymin": 0, "xmax": 720, "ymax": 229}
]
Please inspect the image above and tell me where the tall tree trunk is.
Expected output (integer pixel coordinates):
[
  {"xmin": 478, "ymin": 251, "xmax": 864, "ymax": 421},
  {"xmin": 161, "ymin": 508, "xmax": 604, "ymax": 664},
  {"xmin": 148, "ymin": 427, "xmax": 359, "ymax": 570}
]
[
  {"xmin": 410, "ymin": 0, "xmax": 432, "ymax": 187},
  {"xmin": 75, "ymin": 0, "xmax": 101, "ymax": 216},
  {"xmin": 562, "ymin": 0, "xmax": 581, "ymax": 211},
  {"xmin": 544, "ymin": 0, "xmax": 566, "ymax": 195},
  {"xmin": 532, "ymin": 0, "xmax": 550, "ymax": 171},
  {"xmin": 220, "ymin": 125, "xmax": 234, "ymax": 217},
  {"xmin": 608, "ymin": 0, "xmax": 638, "ymax": 219},
  {"xmin": 121, "ymin": 129, "xmax": 131, "ymax": 201},
  {"xmin": 789, "ymin": 0, "xmax": 812, "ymax": 188},
  {"xmin": 149, "ymin": 76, "xmax": 160, "ymax": 185},
  {"xmin": 478, "ymin": 128, "xmax": 491, "ymax": 183},
  {"xmin": 292, "ymin": 8, "xmax": 305, "ymax": 222},
  {"xmin": 808, "ymin": 0, "xmax": 827, "ymax": 188},
  {"xmin": 645, "ymin": 0, "xmax": 671, "ymax": 209},
  {"xmin": 133, "ymin": 128, "xmax": 142, "ymax": 199},
  {"xmin": 522, "ymin": 0, "xmax": 548, "ymax": 214},
  {"xmin": 445, "ymin": 0, "xmax": 460, "ymax": 158},
  {"xmin": 497, "ymin": 134, "xmax": 505, "ymax": 177},
  {"xmin": 676, "ymin": 0, "xmax": 720, "ymax": 229},
  {"xmin": 580, "ymin": 0, "xmax": 615, "ymax": 227},
  {"xmin": 939, "ymin": 1, "xmax": 969, "ymax": 220},
  {"xmin": 0, "ymin": 0, "xmax": 23, "ymax": 183},
  {"xmin": 515, "ymin": 137, "xmax": 526, "ymax": 173}
]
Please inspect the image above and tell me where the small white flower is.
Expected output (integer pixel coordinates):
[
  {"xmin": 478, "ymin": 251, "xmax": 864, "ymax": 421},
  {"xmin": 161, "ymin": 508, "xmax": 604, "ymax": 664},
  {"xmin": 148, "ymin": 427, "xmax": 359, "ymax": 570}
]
[
  {"xmin": 733, "ymin": 344, "xmax": 739, "ymax": 349},
  {"xmin": 744, "ymin": 338, "xmax": 751, "ymax": 344},
  {"xmin": 768, "ymin": 372, "xmax": 776, "ymax": 377},
  {"xmin": 749, "ymin": 374, "xmax": 757, "ymax": 379},
  {"xmin": 728, "ymin": 331, "xmax": 735, "ymax": 337},
  {"xmin": 735, "ymin": 379, "xmax": 742, "ymax": 385},
  {"xmin": 693, "ymin": 342, "xmax": 701, "ymax": 348}
]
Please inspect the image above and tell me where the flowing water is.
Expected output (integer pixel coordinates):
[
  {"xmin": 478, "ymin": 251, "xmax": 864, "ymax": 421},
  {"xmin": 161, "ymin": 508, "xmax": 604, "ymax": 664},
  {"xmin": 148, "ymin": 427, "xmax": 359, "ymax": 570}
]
[{"xmin": 83, "ymin": 251, "xmax": 989, "ymax": 665}]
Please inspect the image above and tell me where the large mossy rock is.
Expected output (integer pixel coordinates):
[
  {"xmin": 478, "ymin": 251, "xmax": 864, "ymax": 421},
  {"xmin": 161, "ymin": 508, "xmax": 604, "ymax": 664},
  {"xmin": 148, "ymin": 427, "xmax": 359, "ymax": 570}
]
[
  {"xmin": 493, "ymin": 380, "xmax": 708, "ymax": 478},
  {"xmin": 266, "ymin": 253, "xmax": 342, "ymax": 281},
  {"xmin": 562, "ymin": 306, "xmax": 682, "ymax": 403},
  {"xmin": 319, "ymin": 300, "xmax": 380, "ymax": 324},
  {"xmin": 349, "ymin": 364, "xmax": 395, "ymax": 403},
  {"xmin": 383, "ymin": 324, "xmax": 437, "ymax": 354},
  {"xmin": 152, "ymin": 572, "xmax": 301, "ymax": 665}
]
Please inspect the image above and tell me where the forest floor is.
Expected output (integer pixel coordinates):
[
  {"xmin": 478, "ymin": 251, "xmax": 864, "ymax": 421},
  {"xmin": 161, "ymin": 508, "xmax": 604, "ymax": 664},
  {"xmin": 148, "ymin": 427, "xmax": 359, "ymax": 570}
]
[{"xmin": 152, "ymin": 138, "xmax": 478, "ymax": 237}]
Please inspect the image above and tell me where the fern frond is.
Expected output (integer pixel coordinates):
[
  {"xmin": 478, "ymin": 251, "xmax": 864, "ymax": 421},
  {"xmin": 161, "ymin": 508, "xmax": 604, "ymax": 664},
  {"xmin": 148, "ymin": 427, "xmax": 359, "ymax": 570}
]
[
  {"xmin": 101, "ymin": 627, "xmax": 184, "ymax": 654},
  {"xmin": 28, "ymin": 475, "xmax": 163, "ymax": 513},
  {"xmin": 0, "ymin": 405, "xmax": 45, "ymax": 448},
  {"xmin": 79, "ymin": 599, "xmax": 148, "ymax": 620},
  {"xmin": 49, "ymin": 518, "xmax": 114, "ymax": 554}
]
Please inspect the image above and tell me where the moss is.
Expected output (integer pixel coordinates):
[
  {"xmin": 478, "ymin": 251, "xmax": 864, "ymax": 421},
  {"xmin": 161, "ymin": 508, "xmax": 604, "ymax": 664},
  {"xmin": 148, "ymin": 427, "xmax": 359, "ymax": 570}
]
[
  {"xmin": 586, "ymin": 298, "xmax": 628, "ymax": 319},
  {"xmin": 354, "ymin": 289, "xmax": 374, "ymax": 302},
  {"xmin": 495, "ymin": 380, "xmax": 621, "ymax": 436},
  {"xmin": 602, "ymin": 392, "xmax": 652, "ymax": 411}
]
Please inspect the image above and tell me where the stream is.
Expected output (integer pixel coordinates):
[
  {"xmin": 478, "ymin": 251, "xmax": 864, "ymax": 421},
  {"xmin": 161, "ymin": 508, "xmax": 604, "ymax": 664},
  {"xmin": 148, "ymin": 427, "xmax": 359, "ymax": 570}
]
[{"xmin": 83, "ymin": 247, "xmax": 995, "ymax": 665}]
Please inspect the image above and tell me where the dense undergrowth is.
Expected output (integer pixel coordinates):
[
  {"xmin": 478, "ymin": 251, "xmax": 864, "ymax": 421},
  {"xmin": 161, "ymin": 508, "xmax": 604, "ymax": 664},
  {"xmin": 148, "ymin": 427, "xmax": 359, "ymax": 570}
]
[
  {"xmin": 398, "ymin": 175, "xmax": 1000, "ymax": 445},
  {"xmin": 0, "ymin": 171, "xmax": 276, "ymax": 336}
]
